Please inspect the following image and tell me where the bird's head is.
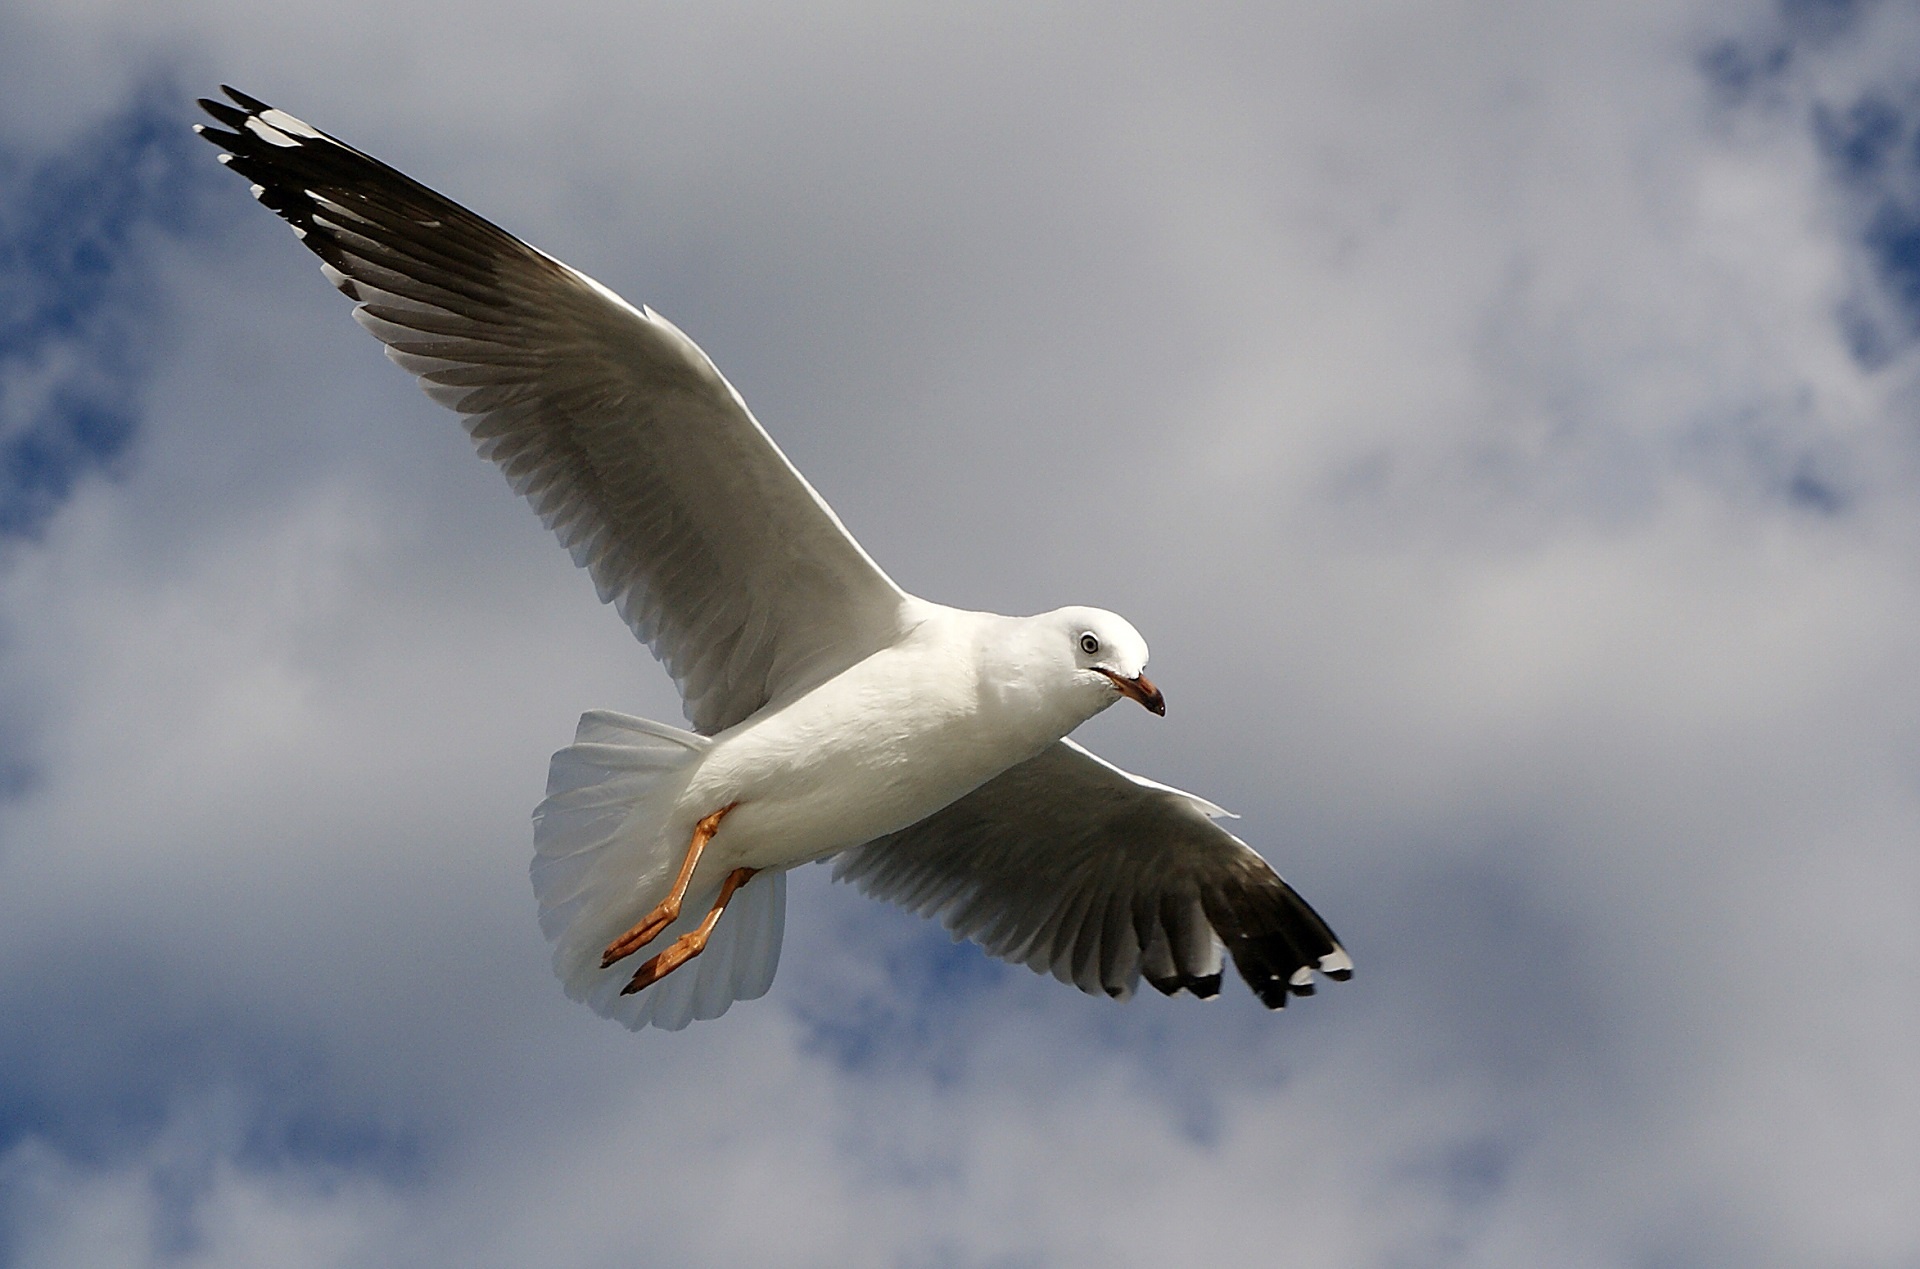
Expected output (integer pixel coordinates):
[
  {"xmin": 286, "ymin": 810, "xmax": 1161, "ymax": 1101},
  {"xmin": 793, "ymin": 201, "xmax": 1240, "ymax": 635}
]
[{"xmin": 1050, "ymin": 606, "xmax": 1164, "ymax": 717}]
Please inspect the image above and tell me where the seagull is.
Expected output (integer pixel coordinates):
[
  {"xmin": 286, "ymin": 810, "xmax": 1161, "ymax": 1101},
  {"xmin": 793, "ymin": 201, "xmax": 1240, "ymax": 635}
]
[{"xmin": 194, "ymin": 86, "xmax": 1352, "ymax": 1031}]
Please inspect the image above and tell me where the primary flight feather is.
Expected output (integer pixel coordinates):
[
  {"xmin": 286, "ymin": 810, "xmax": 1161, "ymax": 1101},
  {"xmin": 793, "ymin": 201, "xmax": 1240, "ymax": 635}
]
[{"xmin": 195, "ymin": 86, "xmax": 1351, "ymax": 1031}]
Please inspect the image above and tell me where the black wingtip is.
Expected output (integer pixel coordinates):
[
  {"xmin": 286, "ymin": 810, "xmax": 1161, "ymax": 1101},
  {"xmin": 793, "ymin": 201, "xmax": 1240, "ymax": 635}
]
[
  {"xmin": 198, "ymin": 98, "xmax": 250, "ymax": 131},
  {"xmin": 1251, "ymin": 978, "xmax": 1290, "ymax": 1009},
  {"xmin": 221, "ymin": 84, "xmax": 272, "ymax": 112}
]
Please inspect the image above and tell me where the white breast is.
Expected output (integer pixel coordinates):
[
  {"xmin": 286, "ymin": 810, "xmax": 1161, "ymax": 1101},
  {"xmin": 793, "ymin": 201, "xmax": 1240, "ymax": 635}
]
[{"xmin": 677, "ymin": 609, "xmax": 1079, "ymax": 874}]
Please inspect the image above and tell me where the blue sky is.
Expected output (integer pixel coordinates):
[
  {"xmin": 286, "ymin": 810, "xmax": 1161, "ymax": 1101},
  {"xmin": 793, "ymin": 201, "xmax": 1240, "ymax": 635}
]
[{"xmin": 1, "ymin": 3, "xmax": 1917, "ymax": 1266}]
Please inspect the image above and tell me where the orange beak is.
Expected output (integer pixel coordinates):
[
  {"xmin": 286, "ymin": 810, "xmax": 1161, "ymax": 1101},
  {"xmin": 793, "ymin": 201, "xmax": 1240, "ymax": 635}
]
[{"xmin": 1097, "ymin": 668, "xmax": 1166, "ymax": 716}]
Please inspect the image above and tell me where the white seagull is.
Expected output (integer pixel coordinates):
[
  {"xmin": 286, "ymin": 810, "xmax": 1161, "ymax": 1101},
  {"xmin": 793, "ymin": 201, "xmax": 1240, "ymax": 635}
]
[{"xmin": 195, "ymin": 87, "xmax": 1352, "ymax": 1031}]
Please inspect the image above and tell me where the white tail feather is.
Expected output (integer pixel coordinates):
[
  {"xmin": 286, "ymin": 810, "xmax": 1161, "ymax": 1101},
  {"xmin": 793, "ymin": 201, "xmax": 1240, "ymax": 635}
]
[{"xmin": 532, "ymin": 710, "xmax": 786, "ymax": 1031}]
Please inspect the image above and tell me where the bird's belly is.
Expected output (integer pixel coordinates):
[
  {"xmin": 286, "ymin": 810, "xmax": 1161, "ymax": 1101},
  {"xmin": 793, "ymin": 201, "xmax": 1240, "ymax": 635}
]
[
  {"xmin": 714, "ymin": 753, "xmax": 993, "ymax": 871},
  {"xmin": 708, "ymin": 801, "xmax": 882, "ymax": 874},
  {"xmin": 680, "ymin": 685, "xmax": 1039, "ymax": 875}
]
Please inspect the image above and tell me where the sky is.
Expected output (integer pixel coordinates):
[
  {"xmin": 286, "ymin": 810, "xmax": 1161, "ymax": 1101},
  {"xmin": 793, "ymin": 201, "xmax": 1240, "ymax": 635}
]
[{"xmin": 0, "ymin": 1, "xmax": 1916, "ymax": 1265}]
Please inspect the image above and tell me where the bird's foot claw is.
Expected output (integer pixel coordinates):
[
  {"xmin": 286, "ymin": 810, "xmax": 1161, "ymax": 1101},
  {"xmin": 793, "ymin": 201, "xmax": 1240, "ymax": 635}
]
[
  {"xmin": 620, "ymin": 931, "xmax": 704, "ymax": 995},
  {"xmin": 601, "ymin": 903, "xmax": 679, "ymax": 968}
]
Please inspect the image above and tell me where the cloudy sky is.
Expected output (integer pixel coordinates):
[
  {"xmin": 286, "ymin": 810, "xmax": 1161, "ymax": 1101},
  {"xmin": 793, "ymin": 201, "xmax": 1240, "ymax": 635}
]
[{"xmin": 1, "ymin": 1, "xmax": 1916, "ymax": 1265}]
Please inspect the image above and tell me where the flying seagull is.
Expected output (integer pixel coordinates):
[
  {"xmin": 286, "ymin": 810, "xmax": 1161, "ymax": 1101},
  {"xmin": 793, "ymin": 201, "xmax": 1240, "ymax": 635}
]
[{"xmin": 194, "ymin": 86, "xmax": 1351, "ymax": 1031}]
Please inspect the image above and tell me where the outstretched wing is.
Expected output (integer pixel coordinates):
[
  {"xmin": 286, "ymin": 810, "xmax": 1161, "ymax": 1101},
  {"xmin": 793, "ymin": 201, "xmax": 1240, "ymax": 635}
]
[
  {"xmin": 835, "ymin": 739, "xmax": 1351, "ymax": 1007},
  {"xmin": 196, "ymin": 87, "xmax": 917, "ymax": 734}
]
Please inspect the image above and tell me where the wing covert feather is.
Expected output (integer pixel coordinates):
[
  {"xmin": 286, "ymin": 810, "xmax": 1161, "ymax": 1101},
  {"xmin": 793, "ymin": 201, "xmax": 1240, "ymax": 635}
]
[{"xmin": 834, "ymin": 740, "xmax": 1352, "ymax": 1007}]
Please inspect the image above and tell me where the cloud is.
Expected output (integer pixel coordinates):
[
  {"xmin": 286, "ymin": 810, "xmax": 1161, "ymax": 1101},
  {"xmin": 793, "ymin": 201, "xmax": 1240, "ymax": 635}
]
[
  {"xmin": 0, "ymin": 82, "xmax": 210, "ymax": 544},
  {"xmin": 0, "ymin": 2, "xmax": 1916, "ymax": 1266}
]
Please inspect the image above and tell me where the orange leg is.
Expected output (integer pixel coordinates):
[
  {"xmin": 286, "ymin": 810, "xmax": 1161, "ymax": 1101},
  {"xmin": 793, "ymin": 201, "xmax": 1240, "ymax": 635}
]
[
  {"xmin": 600, "ymin": 803, "xmax": 737, "ymax": 969},
  {"xmin": 621, "ymin": 866, "xmax": 759, "ymax": 995}
]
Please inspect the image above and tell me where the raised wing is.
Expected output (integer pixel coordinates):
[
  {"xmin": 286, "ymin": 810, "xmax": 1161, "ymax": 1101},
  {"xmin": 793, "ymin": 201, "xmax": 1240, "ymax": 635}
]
[
  {"xmin": 834, "ymin": 739, "xmax": 1351, "ymax": 1007},
  {"xmin": 195, "ymin": 87, "xmax": 916, "ymax": 734}
]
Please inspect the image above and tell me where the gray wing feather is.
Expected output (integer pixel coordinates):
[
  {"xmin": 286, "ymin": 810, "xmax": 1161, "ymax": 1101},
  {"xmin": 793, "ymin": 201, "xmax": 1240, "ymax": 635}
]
[
  {"xmin": 197, "ymin": 88, "xmax": 913, "ymax": 734},
  {"xmin": 834, "ymin": 740, "xmax": 1352, "ymax": 1007}
]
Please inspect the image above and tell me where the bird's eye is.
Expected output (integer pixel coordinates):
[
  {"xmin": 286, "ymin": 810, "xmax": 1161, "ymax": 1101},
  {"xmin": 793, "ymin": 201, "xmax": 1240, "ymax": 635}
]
[{"xmin": 1079, "ymin": 632, "xmax": 1101, "ymax": 655}]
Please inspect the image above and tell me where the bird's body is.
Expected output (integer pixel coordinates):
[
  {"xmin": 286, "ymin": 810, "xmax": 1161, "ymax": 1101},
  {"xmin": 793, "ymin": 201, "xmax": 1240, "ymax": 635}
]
[
  {"xmin": 688, "ymin": 604, "xmax": 1110, "ymax": 876},
  {"xmin": 195, "ymin": 87, "xmax": 1352, "ymax": 1032}
]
